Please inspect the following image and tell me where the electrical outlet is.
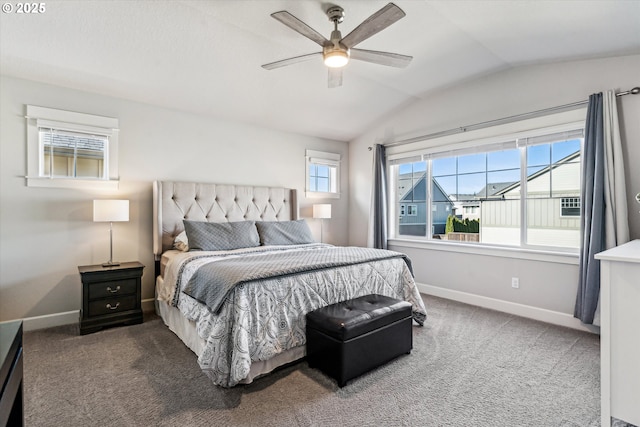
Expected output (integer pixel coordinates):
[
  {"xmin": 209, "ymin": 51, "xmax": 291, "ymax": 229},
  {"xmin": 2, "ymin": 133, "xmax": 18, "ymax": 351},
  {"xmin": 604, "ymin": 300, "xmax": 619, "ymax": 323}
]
[{"xmin": 511, "ymin": 277, "xmax": 520, "ymax": 289}]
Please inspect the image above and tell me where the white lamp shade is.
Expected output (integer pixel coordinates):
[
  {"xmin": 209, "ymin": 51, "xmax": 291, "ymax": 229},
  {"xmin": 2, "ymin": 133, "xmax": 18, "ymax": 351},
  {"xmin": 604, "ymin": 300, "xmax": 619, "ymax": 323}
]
[
  {"xmin": 313, "ymin": 204, "xmax": 332, "ymax": 219},
  {"xmin": 93, "ymin": 200, "xmax": 129, "ymax": 222}
]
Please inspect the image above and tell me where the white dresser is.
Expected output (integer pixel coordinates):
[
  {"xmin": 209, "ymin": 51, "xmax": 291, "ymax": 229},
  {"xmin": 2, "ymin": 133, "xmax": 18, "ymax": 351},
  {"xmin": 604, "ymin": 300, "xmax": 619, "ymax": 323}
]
[{"xmin": 595, "ymin": 239, "xmax": 640, "ymax": 427}]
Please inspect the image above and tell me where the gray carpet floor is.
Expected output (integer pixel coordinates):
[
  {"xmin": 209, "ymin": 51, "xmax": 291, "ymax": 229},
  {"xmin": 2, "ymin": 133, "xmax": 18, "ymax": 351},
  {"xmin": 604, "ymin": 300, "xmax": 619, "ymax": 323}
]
[{"xmin": 23, "ymin": 295, "xmax": 600, "ymax": 426}]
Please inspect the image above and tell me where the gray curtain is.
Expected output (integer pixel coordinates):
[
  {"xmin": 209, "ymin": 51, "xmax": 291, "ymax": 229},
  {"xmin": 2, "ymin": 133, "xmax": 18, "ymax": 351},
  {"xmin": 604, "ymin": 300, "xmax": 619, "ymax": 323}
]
[
  {"xmin": 370, "ymin": 144, "xmax": 388, "ymax": 249},
  {"xmin": 574, "ymin": 93, "xmax": 605, "ymax": 324}
]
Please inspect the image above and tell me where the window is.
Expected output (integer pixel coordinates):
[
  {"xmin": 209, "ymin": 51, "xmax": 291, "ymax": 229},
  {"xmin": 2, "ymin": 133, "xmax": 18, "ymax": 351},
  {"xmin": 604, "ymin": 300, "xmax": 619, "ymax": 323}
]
[
  {"xmin": 464, "ymin": 206, "xmax": 479, "ymax": 215},
  {"xmin": 388, "ymin": 114, "xmax": 585, "ymax": 251},
  {"xmin": 26, "ymin": 105, "xmax": 119, "ymax": 189},
  {"xmin": 40, "ymin": 129, "xmax": 107, "ymax": 179},
  {"xmin": 561, "ymin": 197, "xmax": 581, "ymax": 217},
  {"xmin": 431, "ymin": 146, "xmax": 522, "ymax": 243},
  {"xmin": 309, "ymin": 163, "xmax": 331, "ymax": 192},
  {"xmin": 524, "ymin": 138, "xmax": 582, "ymax": 247},
  {"xmin": 397, "ymin": 161, "xmax": 426, "ymax": 236},
  {"xmin": 306, "ymin": 150, "xmax": 340, "ymax": 198}
]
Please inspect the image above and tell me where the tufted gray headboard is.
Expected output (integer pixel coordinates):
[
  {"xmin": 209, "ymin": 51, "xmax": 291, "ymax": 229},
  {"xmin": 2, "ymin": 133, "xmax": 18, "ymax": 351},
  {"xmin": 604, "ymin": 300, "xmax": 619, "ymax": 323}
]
[{"xmin": 153, "ymin": 181, "xmax": 298, "ymax": 259}]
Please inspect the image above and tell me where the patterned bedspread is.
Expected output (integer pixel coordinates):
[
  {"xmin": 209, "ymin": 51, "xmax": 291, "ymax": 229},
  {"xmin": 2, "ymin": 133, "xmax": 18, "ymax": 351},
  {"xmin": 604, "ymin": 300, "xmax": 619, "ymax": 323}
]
[
  {"xmin": 182, "ymin": 246, "xmax": 414, "ymax": 315},
  {"xmin": 163, "ymin": 244, "xmax": 427, "ymax": 387}
]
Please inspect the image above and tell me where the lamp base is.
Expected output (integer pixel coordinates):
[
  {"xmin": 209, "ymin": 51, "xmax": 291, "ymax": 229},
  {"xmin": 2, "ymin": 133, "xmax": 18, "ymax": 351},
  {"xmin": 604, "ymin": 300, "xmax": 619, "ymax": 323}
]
[{"xmin": 102, "ymin": 261, "xmax": 121, "ymax": 267}]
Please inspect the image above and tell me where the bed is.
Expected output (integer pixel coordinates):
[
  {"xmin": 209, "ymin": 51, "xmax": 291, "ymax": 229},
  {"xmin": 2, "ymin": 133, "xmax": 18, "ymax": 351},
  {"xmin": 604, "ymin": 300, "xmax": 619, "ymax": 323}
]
[{"xmin": 153, "ymin": 180, "xmax": 427, "ymax": 387}]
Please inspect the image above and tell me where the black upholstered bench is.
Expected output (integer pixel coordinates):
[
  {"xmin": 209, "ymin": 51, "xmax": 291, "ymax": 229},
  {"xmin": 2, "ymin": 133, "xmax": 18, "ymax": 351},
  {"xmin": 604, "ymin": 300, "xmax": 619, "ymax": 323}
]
[{"xmin": 306, "ymin": 294, "xmax": 413, "ymax": 387}]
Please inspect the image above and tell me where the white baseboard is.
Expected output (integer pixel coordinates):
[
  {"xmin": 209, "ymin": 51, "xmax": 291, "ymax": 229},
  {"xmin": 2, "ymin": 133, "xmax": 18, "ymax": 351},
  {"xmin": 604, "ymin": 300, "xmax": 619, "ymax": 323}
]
[
  {"xmin": 3, "ymin": 298, "xmax": 158, "ymax": 332},
  {"xmin": 4, "ymin": 310, "xmax": 80, "ymax": 332},
  {"xmin": 8, "ymin": 291, "xmax": 597, "ymax": 334},
  {"xmin": 417, "ymin": 282, "xmax": 600, "ymax": 334}
]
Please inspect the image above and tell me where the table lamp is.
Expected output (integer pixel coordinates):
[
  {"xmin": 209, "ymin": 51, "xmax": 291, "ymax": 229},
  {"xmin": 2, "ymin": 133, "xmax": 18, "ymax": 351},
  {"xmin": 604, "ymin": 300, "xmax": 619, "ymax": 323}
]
[
  {"xmin": 93, "ymin": 200, "xmax": 129, "ymax": 266},
  {"xmin": 313, "ymin": 204, "xmax": 332, "ymax": 243}
]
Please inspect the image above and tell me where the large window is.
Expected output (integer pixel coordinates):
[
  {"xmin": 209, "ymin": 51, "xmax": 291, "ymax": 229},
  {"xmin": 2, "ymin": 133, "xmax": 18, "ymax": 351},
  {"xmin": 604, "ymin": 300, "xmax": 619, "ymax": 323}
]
[
  {"xmin": 26, "ymin": 105, "xmax": 119, "ymax": 189},
  {"xmin": 389, "ymin": 123, "xmax": 584, "ymax": 251}
]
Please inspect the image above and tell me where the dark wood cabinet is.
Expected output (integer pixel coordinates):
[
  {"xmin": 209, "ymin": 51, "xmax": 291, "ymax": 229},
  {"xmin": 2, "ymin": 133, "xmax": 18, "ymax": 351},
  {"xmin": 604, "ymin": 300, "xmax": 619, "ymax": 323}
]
[
  {"xmin": 0, "ymin": 320, "xmax": 23, "ymax": 427},
  {"xmin": 78, "ymin": 262, "xmax": 144, "ymax": 335}
]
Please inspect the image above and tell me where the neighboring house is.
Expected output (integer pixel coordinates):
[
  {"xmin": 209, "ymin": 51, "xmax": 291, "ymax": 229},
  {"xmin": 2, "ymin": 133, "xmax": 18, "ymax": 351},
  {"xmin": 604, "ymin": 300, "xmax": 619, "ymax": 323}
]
[
  {"xmin": 455, "ymin": 202, "xmax": 480, "ymax": 220},
  {"xmin": 398, "ymin": 173, "xmax": 454, "ymax": 236},
  {"xmin": 453, "ymin": 182, "xmax": 514, "ymax": 220},
  {"xmin": 481, "ymin": 152, "xmax": 581, "ymax": 248},
  {"xmin": 396, "ymin": 151, "xmax": 580, "ymax": 247}
]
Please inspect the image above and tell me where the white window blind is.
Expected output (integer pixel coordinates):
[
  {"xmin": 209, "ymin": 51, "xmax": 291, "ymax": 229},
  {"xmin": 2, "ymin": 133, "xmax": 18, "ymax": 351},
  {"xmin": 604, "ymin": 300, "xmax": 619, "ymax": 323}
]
[{"xmin": 38, "ymin": 126, "xmax": 109, "ymax": 179}]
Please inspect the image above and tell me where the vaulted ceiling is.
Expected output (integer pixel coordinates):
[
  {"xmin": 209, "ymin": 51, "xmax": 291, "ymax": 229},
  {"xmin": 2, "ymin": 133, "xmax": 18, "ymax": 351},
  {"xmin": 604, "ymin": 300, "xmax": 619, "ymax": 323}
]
[{"xmin": 1, "ymin": 1, "xmax": 639, "ymax": 141}]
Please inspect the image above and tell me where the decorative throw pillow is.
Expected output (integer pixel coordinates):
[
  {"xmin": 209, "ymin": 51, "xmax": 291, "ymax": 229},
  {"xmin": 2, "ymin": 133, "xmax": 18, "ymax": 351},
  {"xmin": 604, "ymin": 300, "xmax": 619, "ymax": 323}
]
[
  {"xmin": 173, "ymin": 231, "xmax": 189, "ymax": 251},
  {"xmin": 183, "ymin": 220, "xmax": 260, "ymax": 251},
  {"xmin": 256, "ymin": 220, "xmax": 315, "ymax": 246}
]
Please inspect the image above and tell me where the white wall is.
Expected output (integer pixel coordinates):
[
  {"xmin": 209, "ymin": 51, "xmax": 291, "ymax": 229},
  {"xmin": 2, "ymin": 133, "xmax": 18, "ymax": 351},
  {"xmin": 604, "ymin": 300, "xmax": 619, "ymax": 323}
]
[
  {"xmin": 0, "ymin": 76, "xmax": 348, "ymax": 323},
  {"xmin": 348, "ymin": 54, "xmax": 640, "ymax": 324}
]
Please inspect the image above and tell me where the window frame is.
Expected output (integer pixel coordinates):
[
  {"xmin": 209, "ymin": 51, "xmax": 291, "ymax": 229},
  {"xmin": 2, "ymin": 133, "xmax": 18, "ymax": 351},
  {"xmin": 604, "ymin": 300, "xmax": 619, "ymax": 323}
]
[
  {"xmin": 26, "ymin": 105, "xmax": 119, "ymax": 189},
  {"xmin": 386, "ymin": 108, "xmax": 587, "ymax": 255},
  {"xmin": 305, "ymin": 149, "xmax": 340, "ymax": 199}
]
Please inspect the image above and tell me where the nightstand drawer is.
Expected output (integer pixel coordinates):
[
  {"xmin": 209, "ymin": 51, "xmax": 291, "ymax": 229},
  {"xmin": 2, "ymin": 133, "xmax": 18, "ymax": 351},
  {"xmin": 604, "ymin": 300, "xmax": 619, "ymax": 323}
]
[
  {"xmin": 88, "ymin": 278, "xmax": 137, "ymax": 300},
  {"xmin": 88, "ymin": 296, "xmax": 137, "ymax": 317}
]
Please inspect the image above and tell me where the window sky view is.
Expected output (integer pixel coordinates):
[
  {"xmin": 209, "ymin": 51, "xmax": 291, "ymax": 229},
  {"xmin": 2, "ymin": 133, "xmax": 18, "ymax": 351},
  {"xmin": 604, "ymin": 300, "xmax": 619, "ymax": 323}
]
[{"xmin": 398, "ymin": 139, "xmax": 581, "ymax": 198}]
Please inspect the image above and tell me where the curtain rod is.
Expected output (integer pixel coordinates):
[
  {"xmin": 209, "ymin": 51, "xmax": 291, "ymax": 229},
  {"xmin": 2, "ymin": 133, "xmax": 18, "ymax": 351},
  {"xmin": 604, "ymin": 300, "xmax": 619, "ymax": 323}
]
[{"xmin": 370, "ymin": 86, "xmax": 639, "ymax": 150}]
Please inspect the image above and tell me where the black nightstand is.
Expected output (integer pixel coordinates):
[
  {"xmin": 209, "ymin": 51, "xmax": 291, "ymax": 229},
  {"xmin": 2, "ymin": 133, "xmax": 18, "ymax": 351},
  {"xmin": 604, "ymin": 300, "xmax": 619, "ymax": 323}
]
[{"xmin": 78, "ymin": 262, "xmax": 144, "ymax": 335}]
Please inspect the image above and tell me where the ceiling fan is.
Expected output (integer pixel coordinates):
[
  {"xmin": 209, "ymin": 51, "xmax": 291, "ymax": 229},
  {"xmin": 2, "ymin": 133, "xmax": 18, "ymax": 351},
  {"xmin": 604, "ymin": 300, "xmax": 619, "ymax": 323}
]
[{"xmin": 262, "ymin": 3, "xmax": 412, "ymax": 88}]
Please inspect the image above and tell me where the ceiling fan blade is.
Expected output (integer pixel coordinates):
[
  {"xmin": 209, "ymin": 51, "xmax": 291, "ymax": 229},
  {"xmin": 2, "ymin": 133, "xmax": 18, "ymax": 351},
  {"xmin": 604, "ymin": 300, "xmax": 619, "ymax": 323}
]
[
  {"xmin": 350, "ymin": 48, "xmax": 412, "ymax": 68},
  {"xmin": 340, "ymin": 3, "xmax": 406, "ymax": 48},
  {"xmin": 262, "ymin": 52, "xmax": 322, "ymax": 70},
  {"xmin": 328, "ymin": 68, "xmax": 343, "ymax": 88},
  {"xmin": 271, "ymin": 11, "xmax": 329, "ymax": 47}
]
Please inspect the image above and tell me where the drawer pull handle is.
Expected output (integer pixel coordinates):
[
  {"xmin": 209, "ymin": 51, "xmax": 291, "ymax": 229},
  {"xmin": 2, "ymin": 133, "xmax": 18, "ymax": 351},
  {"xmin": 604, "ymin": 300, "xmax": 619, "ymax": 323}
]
[
  {"xmin": 107, "ymin": 286, "xmax": 121, "ymax": 293},
  {"xmin": 106, "ymin": 303, "xmax": 120, "ymax": 310}
]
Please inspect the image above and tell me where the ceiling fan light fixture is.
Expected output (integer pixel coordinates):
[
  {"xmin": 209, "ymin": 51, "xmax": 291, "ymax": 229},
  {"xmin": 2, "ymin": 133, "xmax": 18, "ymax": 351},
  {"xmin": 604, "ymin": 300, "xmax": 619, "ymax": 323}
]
[
  {"xmin": 323, "ymin": 49, "xmax": 349, "ymax": 68},
  {"xmin": 263, "ymin": 3, "xmax": 412, "ymax": 87}
]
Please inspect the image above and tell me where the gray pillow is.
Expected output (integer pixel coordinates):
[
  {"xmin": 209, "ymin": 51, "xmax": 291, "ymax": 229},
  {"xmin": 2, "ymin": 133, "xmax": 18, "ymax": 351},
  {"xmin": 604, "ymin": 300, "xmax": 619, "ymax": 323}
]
[
  {"xmin": 183, "ymin": 220, "xmax": 260, "ymax": 251},
  {"xmin": 256, "ymin": 220, "xmax": 315, "ymax": 246}
]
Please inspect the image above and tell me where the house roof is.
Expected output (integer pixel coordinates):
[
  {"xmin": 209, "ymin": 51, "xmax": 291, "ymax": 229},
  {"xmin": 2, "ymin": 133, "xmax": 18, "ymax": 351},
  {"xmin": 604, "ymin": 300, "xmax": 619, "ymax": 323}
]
[
  {"xmin": 42, "ymin": 132, "xmax": 105, "ymax": 153},
  {"xmin": 477, "ymin": 182, "xmax": 516, "ymax": 198},
  {"xmin": 496, "ymin": 151, "xmax": 580, "ymax": 195},
  {"xmin": 399, "ymin": 173, "xmax": 453, "ymax": 204}
]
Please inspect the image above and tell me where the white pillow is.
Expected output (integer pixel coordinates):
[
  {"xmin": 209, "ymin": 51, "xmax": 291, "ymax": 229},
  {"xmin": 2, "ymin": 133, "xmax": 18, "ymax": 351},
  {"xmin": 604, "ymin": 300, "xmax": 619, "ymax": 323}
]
[{"xmin": 173, "ymin": 231, "xmax": 189, "ymax": 251}]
